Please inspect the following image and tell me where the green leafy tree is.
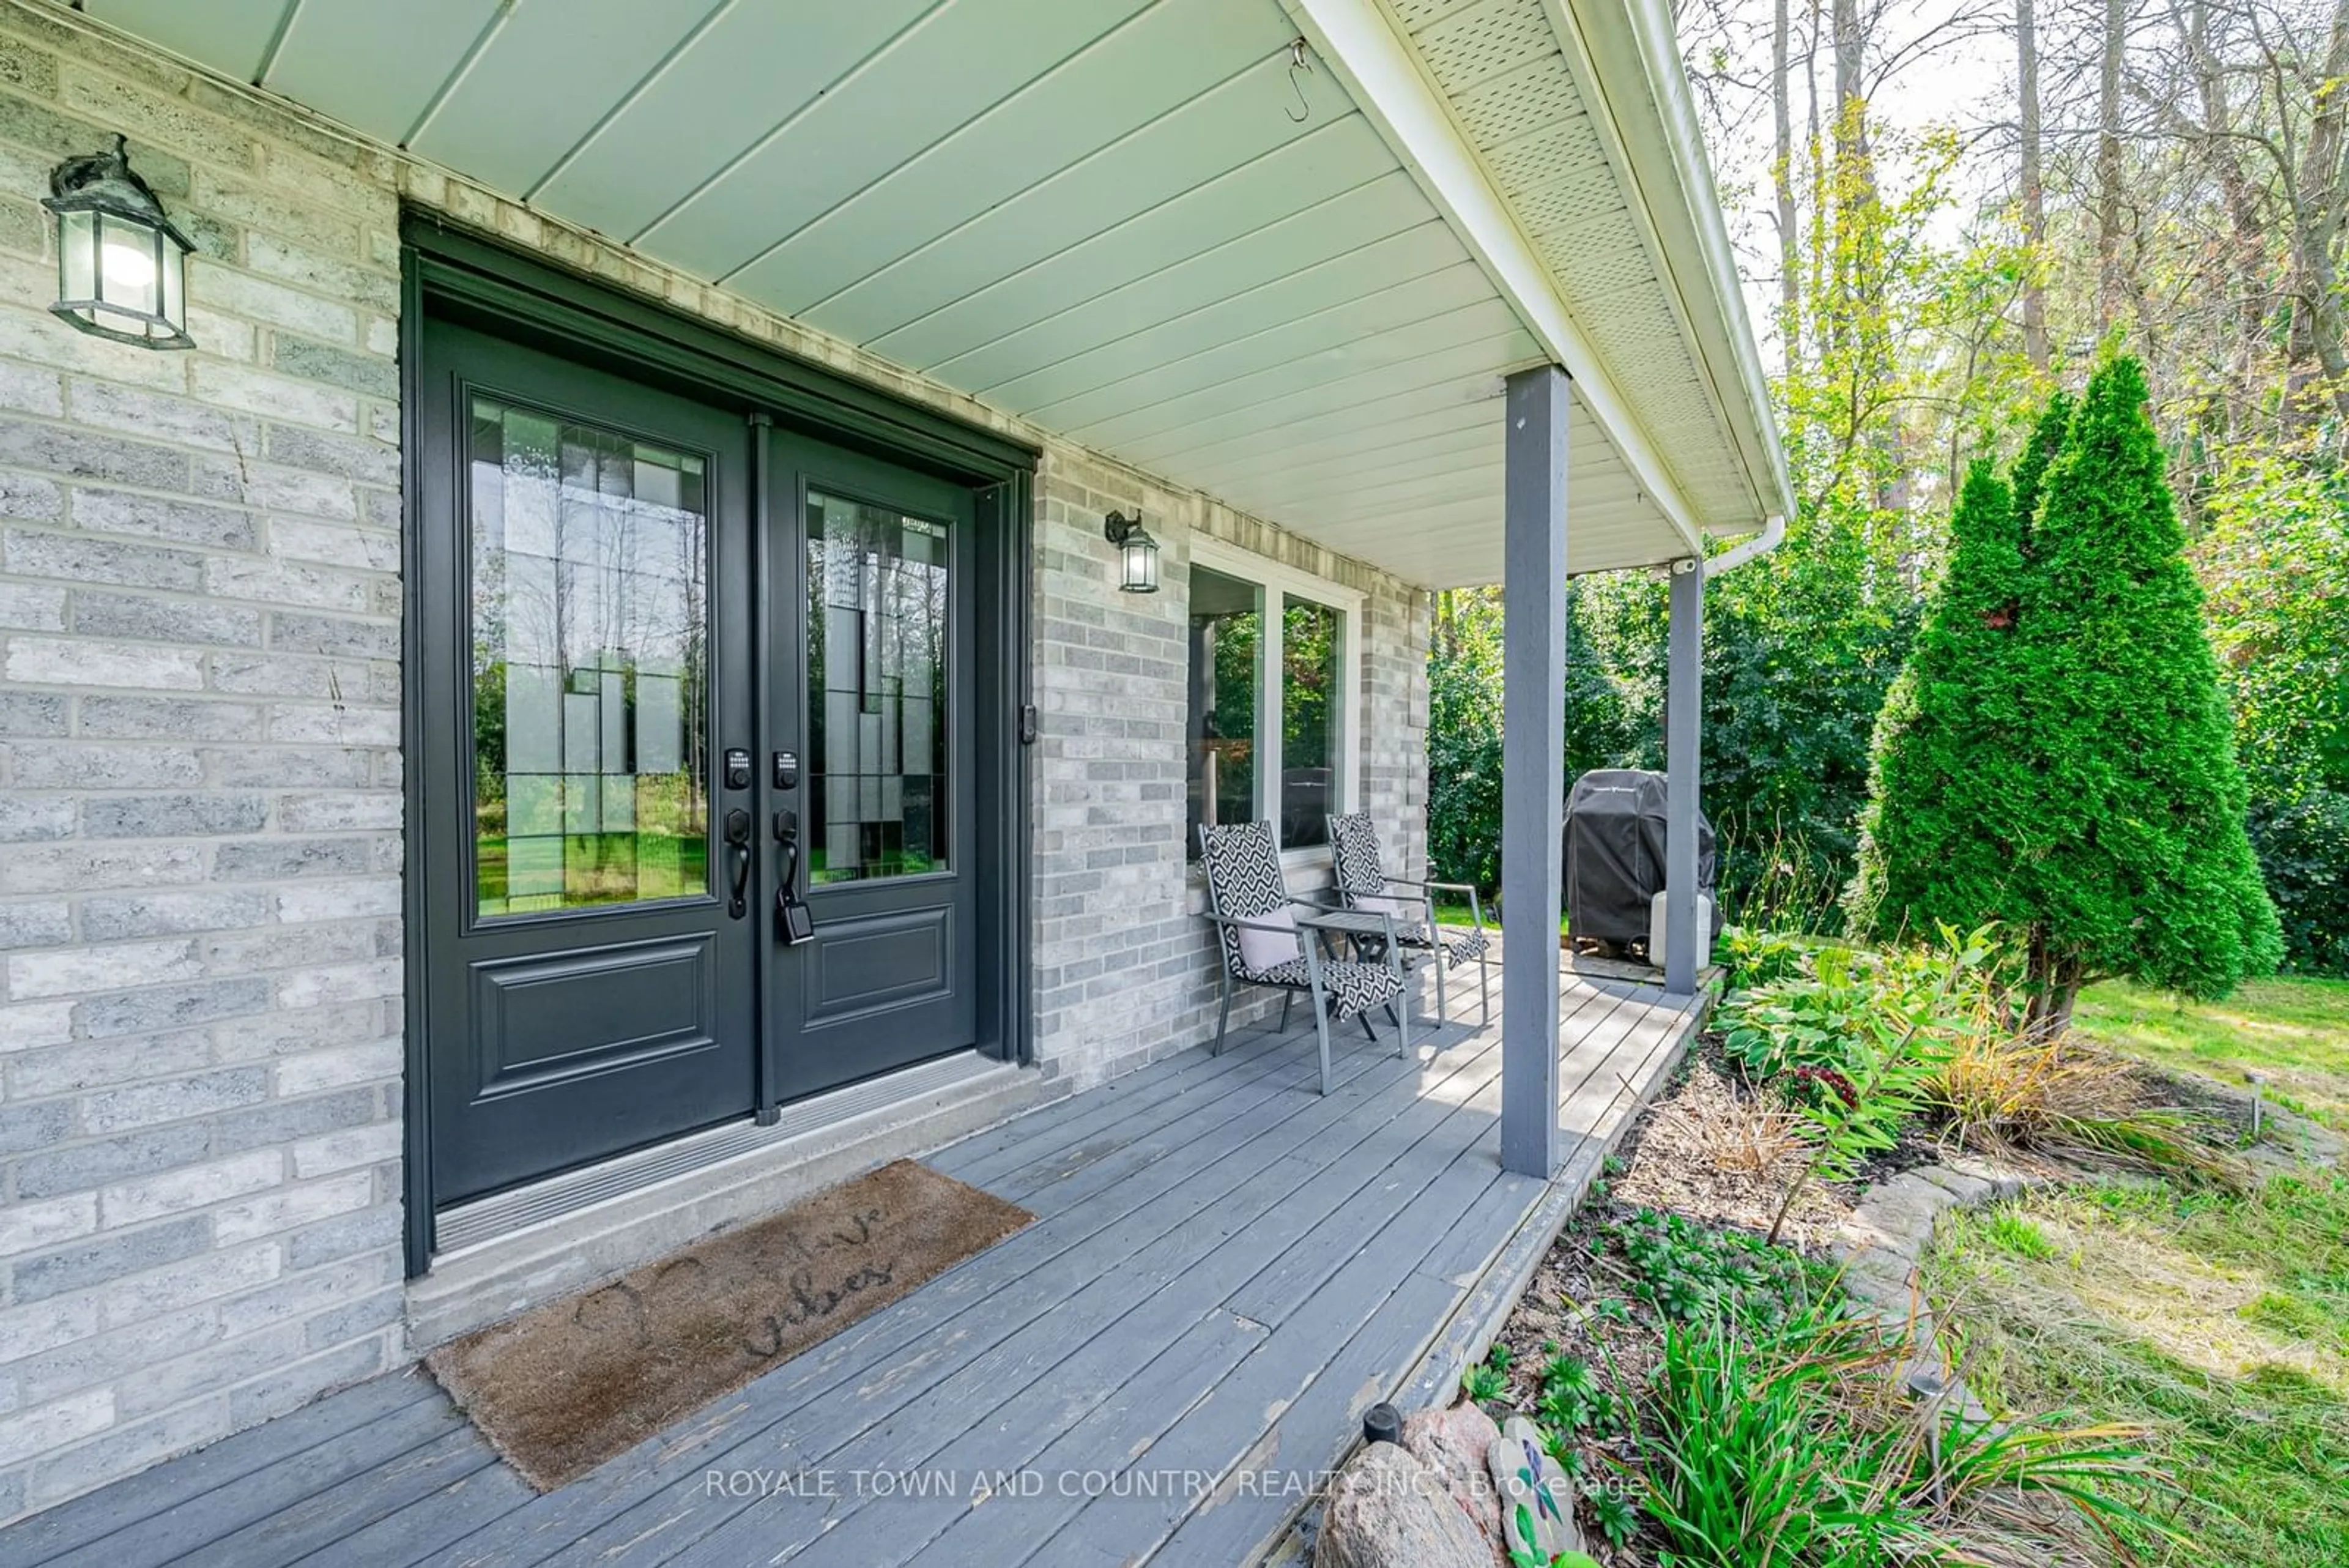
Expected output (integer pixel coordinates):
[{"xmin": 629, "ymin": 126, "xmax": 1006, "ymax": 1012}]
[
  {"xmin": 1862, "ymin": 360, "xmax": 2280, "ymax": 1025},
  {"xmin": 2017, "ymin": 357, "xmax": 2280, "ymax": 1020},
  {"xmin": 2197, "ymin": 448, "xmax": 2349, "ymax": 792},
  {"xmin": 2195, "ymin": 439, "xmax": 2349, "ymax": 972},
  {"xmin": 1427, "ymin": 592, "xmax": 1505, "ymax": 891},
  {"xmin": 1697, "ymin": 511, "xmax": 1917, "ymax": 929},
  {"xmin": 2009, "ymin": 387, "xmax": 2073, "ymax": 535},
  {"xmin": 1425, "ymin": 587, "xmax": 1641, "ymax": 893},
  {"xmin": 1849, "ymin": 461, "xmax": 2033, "ymax": 944}
]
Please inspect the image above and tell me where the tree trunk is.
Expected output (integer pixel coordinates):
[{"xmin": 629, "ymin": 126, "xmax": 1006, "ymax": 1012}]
[
  {"xmin": 1775, "ymin": 0, "xmax": 1802, "ymax": 364},
  {"xmin": 1806, "ymin": 0, "xmax": 1827, "ymax": 324},
  {"xmin": 1829, "ymin": 0, "xmax": 1874, "ymax": 359},
  {"xmin": 2183, "ymin": 0, "xmax": 2268, "ymax": 434},
  {"xmin": 1831, "ymin": 0, "xmax": 1872, "ymax": 207},
  {"xmin": 2017, "ymin": 0, "xmax": 2048, "ymax": 370},
  {"xmin": 2286, "ymin": 0, "xmax": 2349, "ymax": 429},
  {"xmin": 2021, "ymin": 929, "xmax": 2084, "ymax": 1039},
  {"xmin": 2097, "ymin": 0, "xmax": 2128, "ymax": 329},
  {"xmin": 2040, "ymin": 956, "xmax": 2084, "ymax": 1036}
]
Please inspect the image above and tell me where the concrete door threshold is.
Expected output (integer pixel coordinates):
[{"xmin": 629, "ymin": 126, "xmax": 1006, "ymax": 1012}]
[{"xmin": 407, "ymin": 1052, "xmax": 1064, "ymax": 1348}]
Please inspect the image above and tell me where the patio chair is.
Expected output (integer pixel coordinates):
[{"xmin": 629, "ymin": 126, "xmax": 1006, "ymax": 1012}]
[
  {"xmin": 1198, "ymin": 820, "xmax": 1409, "ymax": 1094},
  {"xmin": 1327, "ymin": 811, "xmax": 1492, "ymax": 1026}
]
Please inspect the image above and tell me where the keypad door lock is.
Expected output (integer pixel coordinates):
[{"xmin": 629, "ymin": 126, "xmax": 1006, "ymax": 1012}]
[
  {"xmin": 723, "ymin": 748, "xmax": 753, "ymax": 790},
  {"xmin": 771, "ymin": 750, "xmax": 799, "ymax": 791}
]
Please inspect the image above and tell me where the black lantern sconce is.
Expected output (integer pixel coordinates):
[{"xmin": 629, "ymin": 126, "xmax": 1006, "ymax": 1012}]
[
  {"xmin": 1103, "ymin": 510, "xmax": 1159, "ymax": 593},
  {"xmin": 44, "ymin": 135, "xmax": 195, "ymax": 351}
]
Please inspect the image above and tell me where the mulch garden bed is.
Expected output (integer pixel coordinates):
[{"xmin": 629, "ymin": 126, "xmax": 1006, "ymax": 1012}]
[
  {"xmin": 1473, "ymin": 1036, "xmax": 1906, "ymax": 1564},
  {"xmin": 1462, "ymin": 1022, "xmax": 2338, "ymax": 1565}
]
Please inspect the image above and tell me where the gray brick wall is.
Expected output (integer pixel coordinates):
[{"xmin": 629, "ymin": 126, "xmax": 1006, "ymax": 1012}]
[
  {"xmin": 0, "ymin": 0, "xmax": 1436, "ymax": 1517},
  {"xmin": 1360, "ymin": 578, "xmax": 1432, "ymax": 885},
  {"xmin": 0, "ymin": 5, "xmax": 406, "ymax": 1517},
  {"xmin": 1027, "ymin": 458, "xmax": 1431, "ymax": 1088}
]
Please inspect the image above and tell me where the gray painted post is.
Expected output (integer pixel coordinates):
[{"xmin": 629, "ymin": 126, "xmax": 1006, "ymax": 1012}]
[
  {"xmin": 1501, "ymin": 366, "xmax": 1569, "ymax": 1178},
  {"xmin": 1664, "ymin": 559, "xmax": 1704, "ymax": 995}
]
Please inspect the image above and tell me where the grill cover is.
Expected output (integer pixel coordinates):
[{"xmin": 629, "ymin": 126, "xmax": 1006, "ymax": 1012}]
[{"xmin": 1564, "ymin": 769, "xmax": 1721, "ymax": 946}]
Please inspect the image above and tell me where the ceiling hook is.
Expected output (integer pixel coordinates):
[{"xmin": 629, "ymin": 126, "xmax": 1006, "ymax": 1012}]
[{"xmin": 1285, "ymin": 37, "xmax": 1313, "ymax": 123}]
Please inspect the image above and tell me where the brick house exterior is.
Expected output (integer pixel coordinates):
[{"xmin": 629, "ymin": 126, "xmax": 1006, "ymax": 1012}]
[{"xmin": 0, "ymin": 0, "xmax": 1433, "ymax": 1517}]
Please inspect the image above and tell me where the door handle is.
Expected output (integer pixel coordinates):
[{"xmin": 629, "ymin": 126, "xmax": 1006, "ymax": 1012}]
[
  {"xmin": 773, "ymin": 808, "xmax": 813, "ymax": 945},
  {"xmin": 724, "ymin": 809, "xmax": 752, "ymax": 918}
]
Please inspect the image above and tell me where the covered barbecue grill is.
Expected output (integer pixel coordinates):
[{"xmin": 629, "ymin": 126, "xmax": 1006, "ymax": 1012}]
[{"xmin": 1564, "ymin": 769, "xmax": 1721, "ymax": 953}]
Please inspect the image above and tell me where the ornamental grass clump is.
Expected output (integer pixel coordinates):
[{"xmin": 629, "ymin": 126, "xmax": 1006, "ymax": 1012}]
[
  {"xmin": 1635, "ymin": 1288, "xmax": 2179, "ymax": 1568},
  {"xmin": 1928, "ymin": 1030, "xmax": 2253, "ymax": 1189}
]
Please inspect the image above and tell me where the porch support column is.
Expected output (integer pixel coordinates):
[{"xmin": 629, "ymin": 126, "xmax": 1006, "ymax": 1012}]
[
  {"xmin": 1663, "ymin": 557, "xmax": 1704, "ymax": 995},
  {"xmin": 1500, "ymin": 365, "xmax": 1569, "ymax": 1178}
]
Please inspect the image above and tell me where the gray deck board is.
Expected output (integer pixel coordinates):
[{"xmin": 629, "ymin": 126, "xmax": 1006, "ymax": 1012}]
[
  {"xmin": 423, "ymin": 1016, "xmax": 1463, "ymax": 1566},
  {"xmin": 0, "ymin": 953, "xmax": 1704, "ymax": 1568},
  {"xmin": 568, "ymin": 1024, "xmax": 1508, "ymax": 1565},
  {"xmin": 659, "ymin": 1020, "xmax": 1519, "ymax": 1565},
  {"xmin": 936, "ymin": 1014, "xmax": 1312, "ymax": 1187},
  {"xmin": 173, "ymin": 1424, "xmax": 500, "ymax": 1568},
  {"xmin": 7, "ymin": 1369, "xmax": 443, "ymax": 1567},
  {"xmin": 32, "ymin": 1383, "xmax": 469, "ymax": 1568}
]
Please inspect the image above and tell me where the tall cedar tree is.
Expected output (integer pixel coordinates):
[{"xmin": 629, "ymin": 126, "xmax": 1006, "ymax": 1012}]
[
  {"xmin": 1855, "ymin": 365, "xmax": 2279, "ymax": 1025},
  {"xmin": 2009, "ymin": 387, "xmax": 2072, "ymax": 537},
  {"xmin": 1850, "ymin": 460, "xmax": 2033, "ymax": 943},
  {"xmin": 2013, "ymin": 357, "xmax": 2279, "ymax": 1024}
]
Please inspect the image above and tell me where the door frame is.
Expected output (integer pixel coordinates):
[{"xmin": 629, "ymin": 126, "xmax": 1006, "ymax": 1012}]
[{"xmin": 398, "ymin": 215, "xmax": 1037, "ymax": 1275}]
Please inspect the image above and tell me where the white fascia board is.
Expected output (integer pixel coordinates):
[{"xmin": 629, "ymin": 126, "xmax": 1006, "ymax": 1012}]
[
  {"xmin": 1553, "ymin": 0, "xmax": 1795, "ymax": 524},
  {"xmin": 1280, "ymin": 0, "xmax": 1709, "ymax": 560}
]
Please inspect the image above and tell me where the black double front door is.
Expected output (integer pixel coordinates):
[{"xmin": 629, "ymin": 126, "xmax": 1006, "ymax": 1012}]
[{"xmin": 416, "ymin": 321, "xmax": 988, "ymax": 1208}]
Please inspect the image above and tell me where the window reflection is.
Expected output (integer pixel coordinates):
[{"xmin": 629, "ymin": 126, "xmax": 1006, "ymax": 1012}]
[
  {"xmin": 1280, "ymin": 596, "xmax": 1341, "ymax": 849},
  {"xmin": 469, "ymin": 397, "xmax": 710, "ymax": 917},
  {"xmin": 1186, "ymin": 566, "xmax": 1260, "ymax": 859}
]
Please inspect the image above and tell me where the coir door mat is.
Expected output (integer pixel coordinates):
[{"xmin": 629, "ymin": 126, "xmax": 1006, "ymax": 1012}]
[{"xmin": 426, "ymin": 1158, "xmax": 1033, "ymax": 1490}]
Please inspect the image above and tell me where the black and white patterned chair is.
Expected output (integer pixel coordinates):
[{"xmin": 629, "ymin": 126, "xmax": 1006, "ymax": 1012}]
[
  {"xmin": 1327, "ymin": 812, "xmax": 1491, "ymax": 1027},
  {"xmin": 1198, "ymin": 820, "xmax": 1408, "ymax": 1094}
]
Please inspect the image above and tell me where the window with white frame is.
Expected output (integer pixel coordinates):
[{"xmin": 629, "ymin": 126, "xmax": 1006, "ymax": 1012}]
[{"xmin": 1184, "ymin": 544, "xmax": 1361, "ymax": 861}]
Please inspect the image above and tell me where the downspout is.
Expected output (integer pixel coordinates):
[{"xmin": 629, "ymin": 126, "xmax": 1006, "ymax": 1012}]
[{"xmin": 1701, "ymin": 512, "xmax": 1786, "ymax": 578}]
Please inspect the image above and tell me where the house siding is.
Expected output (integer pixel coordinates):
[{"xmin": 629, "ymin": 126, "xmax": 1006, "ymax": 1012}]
[{"xmin": 0, "ymin": 0, "xmax": 1430, "ymax": 1518}]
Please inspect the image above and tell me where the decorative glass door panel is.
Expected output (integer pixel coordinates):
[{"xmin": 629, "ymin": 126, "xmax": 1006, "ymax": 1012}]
[
  {"xmin": 807, "ymin": 491, "xmax": 950, "ymax": 885},
  {"xmin": 468, "ymin": 397, "xmax": 713, "ymax": 917},
  {"xmin": 766, "ymin": 435, "xmax": 979, "ymax": 1103},
  {"xmin": 418, "ymin": 322, "xmax": 755, "ymax": 1208},
  {"xmin": 417, "ymin": 313, "xmax": 1010, "ymax": 1218}
]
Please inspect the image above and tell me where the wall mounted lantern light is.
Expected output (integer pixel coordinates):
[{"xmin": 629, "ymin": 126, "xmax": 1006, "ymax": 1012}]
[
  {"xmin": 45, "ymin": 135, "xmax": 195, "ymax": 350},
  {"xmin": 1104, "ymin": 510, "xmax": 1159, "ymax": 593}
]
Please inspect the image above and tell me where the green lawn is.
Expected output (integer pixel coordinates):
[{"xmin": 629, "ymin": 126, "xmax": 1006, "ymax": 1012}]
[
  {"xmin": 1926, "ymin": 1173, "xmax": 2349, "ymax": 1568},
  {"xmin": 476, "ymin": 831, "xmax": 708, "ymax": 915},
  {"xmin": 1432, "ymin": 898, "xmax": 1565, "ymax": 935},
  {"xmin": 2072, "ymin": 975, "xmax": 2349, "ymax": 1131},
  {"xmin": 1921, "ymin": 974, "xmax": 2349, "ymax": 1568}
]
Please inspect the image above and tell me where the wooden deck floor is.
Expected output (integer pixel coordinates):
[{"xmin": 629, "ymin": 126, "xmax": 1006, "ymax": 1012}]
[{"xmin": 2, "ymin": 952, "xmax": 1704, "ymax": 1568}]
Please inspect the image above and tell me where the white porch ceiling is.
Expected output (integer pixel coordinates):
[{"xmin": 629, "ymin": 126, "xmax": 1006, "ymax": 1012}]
[{"xmin": 80, "ymin": 0, "xmax": 1784, "ymax": 590}]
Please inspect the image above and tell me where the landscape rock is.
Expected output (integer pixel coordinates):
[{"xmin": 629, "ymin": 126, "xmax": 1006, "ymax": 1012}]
[
  {"xmin": 1487, "ymin": 1414, "xmax": 1584, "ymax": 1563},
  {"xmin": 1913, "ymin": 1165, "xmax": 1995, "ymax": 1205},
  {"xmin": 1842, "ymin": 1172, "xmax": 1956, "ymax": 1252},
  {"xmin": 1838, "ymin": 1252, "xmax": 1919, "ymax": 1313},
  {"xmin": 1400, "ymin": 1402, "xmax": 1505, "ymax": 1565},
  {"xmin": 1315, "ymin": 1441, "xmax": 1494, "ymax": 1568},
  {"xmin": 1833, "ymin": 1162, "xmax": 2028, "ymax": 1446},
  {"xmin": 1939, "ymin": 1154, "xmax": 2030, "ymax": 1201}
]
